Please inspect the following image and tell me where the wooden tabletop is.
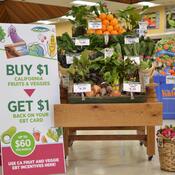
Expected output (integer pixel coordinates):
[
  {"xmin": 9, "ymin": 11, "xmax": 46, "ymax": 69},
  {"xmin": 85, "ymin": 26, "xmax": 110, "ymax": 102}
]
[{"xmin": 54, "ymin": 103, "xmax": 163, "ymax": 127}]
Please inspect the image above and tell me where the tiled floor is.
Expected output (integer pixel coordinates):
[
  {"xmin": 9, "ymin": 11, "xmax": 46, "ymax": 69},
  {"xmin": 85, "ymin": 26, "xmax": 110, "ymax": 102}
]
[{"xmin": 1, "ymin": 120, "xmax": 175, "ymax": 175}]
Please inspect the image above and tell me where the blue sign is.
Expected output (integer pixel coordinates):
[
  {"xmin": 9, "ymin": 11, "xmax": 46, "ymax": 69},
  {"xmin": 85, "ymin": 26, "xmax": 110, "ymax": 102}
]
[
  {"xmin": 154, "ymin": 74, "xmax": 175, "ymax": 119},
  {"xmin": 156, "ymin": 50, "xmax": 175, "ymax": 57}
]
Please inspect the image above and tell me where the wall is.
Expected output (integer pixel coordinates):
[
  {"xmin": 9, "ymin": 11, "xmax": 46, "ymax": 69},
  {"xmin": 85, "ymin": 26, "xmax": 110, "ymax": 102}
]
[
  {"xmin": 55, "ymin": 6, "xmax": 173, "ymax": 37},
  {"xmin": 56, "ymin": 21, "xmax": 72, "ymax": 36}
]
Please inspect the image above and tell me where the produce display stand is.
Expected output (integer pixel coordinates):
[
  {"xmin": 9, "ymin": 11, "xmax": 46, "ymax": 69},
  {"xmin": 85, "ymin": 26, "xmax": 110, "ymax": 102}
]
[
  {"xmin": 56, "ymin": 2, "xmax": 164, "ymax": 163},
  {"xmin": 54, "ymin": 102, "xmax": 162, "ymax": 160}
]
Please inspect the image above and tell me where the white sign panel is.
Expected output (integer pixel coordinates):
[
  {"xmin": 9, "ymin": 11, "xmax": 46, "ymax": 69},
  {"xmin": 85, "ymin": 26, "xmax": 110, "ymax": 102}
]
[
  {"xmin": 124, "ymin": 56, "xmax": 140, "ymax": 65},
  {"xmin": 66, "ymin": 53, "xmax": 81, "ymax": 64},
  {"xmin": 73, "ymin": 83, "xmax": 91, "ymax": 93},
  {"xmin": 0, "ymin": 24, "xmax": 65, "ymax": 175},
  {"xmin": 139, "ymin": 22, "xmax": 148, "ymax": 30},
  {"xmin": 88, "ymin": 20, "xmax": 102, "ymax": 29},
  {"xmin": 66, "ymin": 54, "xmax": 74, "ymax": 64},
  {"xmin": 75, "ymin": 38, "xmax": 90, "ymax": 46},
  {"xmin": 124, "ymin": 36, "xmax": 139, "ymax": 44},
  {"xmin": 104, "ymin": 48, "xmax": 114, "ymax": 58},
  {"xmin": 166, "ymin": 76, "xmax": 175, "ymax": 84},
  {"xmin": 123, "ymin": 82, "xmax": 141, "ymax": 92}
]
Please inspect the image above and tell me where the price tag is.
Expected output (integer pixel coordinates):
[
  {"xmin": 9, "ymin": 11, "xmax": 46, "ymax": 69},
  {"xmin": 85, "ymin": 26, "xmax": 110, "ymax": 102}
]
[
  {"xmin": 157, "ymin": 137, "xmax": 164, "ymax": 148},
  {"xmin": 88, "ymin": 20, "xmax": 102, "ymax": 29},
  {"xmin": 104, "ymin": 34, "xmax": 109, "ymax": 45},
  {"xmin": 75, "ymin": 38, "xmax": 90, "ymax": 46},
  {"xmin": 66, "ymin": 54, "xmax": 81, "ymax": 64},
  {"xmin": 138, "ymin": 22, "xmax": 148, "ymax": 37},
  {"xmin": 61, "ymin": 75, "xmax": 69, "ymax": 88},
  {"xmin": 139, "ymin": 21, "xmax": 148, "ymax": 30},
  {"xmin": 166, "ymin": 76, "xmax": 175, "ymax": 84},
  {"xmin": 73, "ymin": 83, "xmax": 91, "ymax": 93},
  {"xmin": 123, "ymin": 82, "xmax": 141, "ymax": 92},
  {"xmin": 143, "ymin": 75, "xmax": 150, "ymax": 85},
  {"xmin": 137, "ymin": 29, "xmax": 147, "ymax": 37},
  {"xmin": 66, "ymin": 54, "xmax": 74, "ymax": 64},
  {"xmin": 124, "ymin": 36, "xmax": 139, "ymax": 44},
  {"xmin": 104, "ymin": 48, "xmax": 114, "ymax": 58},
  {"xmin": 124, "ymin": 56, "xmax": 140, "ymax": 65}
]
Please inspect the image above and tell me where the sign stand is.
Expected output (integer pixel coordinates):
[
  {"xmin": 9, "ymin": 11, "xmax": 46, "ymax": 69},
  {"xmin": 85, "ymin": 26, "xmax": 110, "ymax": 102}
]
[{"xmin": 0, "ymin": 23, "xmax": 65, "ymax": 175}]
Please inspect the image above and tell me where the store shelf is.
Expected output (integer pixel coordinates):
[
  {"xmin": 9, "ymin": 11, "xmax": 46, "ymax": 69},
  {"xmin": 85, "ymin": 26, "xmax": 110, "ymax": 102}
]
[{"xmin": 147, "ymin": 31, "xmax": 175, "ymax": 39}]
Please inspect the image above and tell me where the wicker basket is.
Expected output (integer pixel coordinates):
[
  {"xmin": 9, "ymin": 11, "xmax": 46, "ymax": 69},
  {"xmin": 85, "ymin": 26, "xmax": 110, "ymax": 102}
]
[
  {"xmin": 158, "ymin": 138, "xmax": 175, "ymax": 172},
  {"xmin": 139, "ymin": 64, "xmax": 155, "ymax": 92}
]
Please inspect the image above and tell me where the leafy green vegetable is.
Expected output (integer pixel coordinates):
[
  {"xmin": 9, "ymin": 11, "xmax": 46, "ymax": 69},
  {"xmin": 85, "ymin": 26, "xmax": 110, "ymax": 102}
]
[
  {"xmin": 124, "ymin": 58, "xmax": 139, "ymax": 81},
  {"xmin": 57, "ymin": 32, "xmax": 76, "ymax": 53},
  {"xmin": 123, "ymin": 43, "xmax": 140, "ymax": 56},
  {"xmin": 117, "ymin": 6, "xmax": 148, "ymax": 32},
  {"xmin": 68, "ymin": 50, "xmax": 91, "ymax": 83},
  {"xmin": 56, "ymin": 128, "xmax": 63, "ymax": 138},
  {"xmin": 123, "ymin": 36, "xmax": 155, "ymax": 57},
  {"xmin": 139, "ymin": 36, "xmax": 155, "ymax": 57},
  {"xmin": 87, "ymin": 34, "xmax": 105, "ymax": 50},
  {"xmin": 140, "ymin": 60, "xmax": 152, "ymax": 70}
]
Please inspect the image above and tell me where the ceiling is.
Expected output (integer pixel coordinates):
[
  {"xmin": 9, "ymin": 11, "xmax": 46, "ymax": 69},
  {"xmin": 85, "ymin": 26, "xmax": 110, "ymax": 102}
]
[
  {"xmin": 1, "ymin": 0, "xmax": 175, "ymax": 23},
  {"xmin": 0, "ymin": 0, "xmax": 70, "ymax": 23},
  {"xmin": 15, "ymin": 0, "xmax": 175, "ymax": 11}
]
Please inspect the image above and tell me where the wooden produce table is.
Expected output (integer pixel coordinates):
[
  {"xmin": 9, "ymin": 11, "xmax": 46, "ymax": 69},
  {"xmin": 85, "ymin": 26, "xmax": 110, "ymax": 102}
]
[{"xmin": 54, "ymin": 102, "xmax": 162, "ymax": 160}]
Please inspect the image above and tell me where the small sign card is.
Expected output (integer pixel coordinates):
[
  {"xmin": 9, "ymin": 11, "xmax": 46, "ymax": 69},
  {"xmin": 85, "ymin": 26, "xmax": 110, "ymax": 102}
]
[
  {"xmin": 139, "ymin": 21, "xmax": 148, "ymax": 31},
  {"xmin": 73, "ymin": 83, "xmax": 91, "ymax": 93},
  {"xmin": 138, "ymin": 22, "xmax": 148, "ymax": 37},
  {"xmin": 66, "ymin": 54, "xmax": 74, "ymax": 64},
  {"xmin": 123, "ymin": 82, "xmax": 141, "ymax": 92},
  {"xmin": 104, "ymin": 48, "xmax": 114, "ymax": 58},
  {"xmin": 61, "ymin": 75, "xmax": 69, "ymax": 88},
  {"xmin": 157, "ymin": 137, "xmax": 164, "ymax": 148},
  {"xmin": 88, "ymin": 20, "xmax": 102, "ymax": 29},
  {"xmin": 166, "ymin": 76, "xmax": 175, "ymax": 84},
  {"xmin": 124, "ymin": 36, "xmax": 139, "ymax": 44},
  {"xmin": 124, "ymin": 56, "xmax": 140, "ymax": 65},
  {"xmin": 75, "ymin": 38, "xmax": 90, "ymax": 46},
  {"xmin": 66, "ymin": 53, "xmax": 81, "ymax": 64},
  {"xmin": 143, "ymin": 75, "xmax": 150, "ymax": 85}
]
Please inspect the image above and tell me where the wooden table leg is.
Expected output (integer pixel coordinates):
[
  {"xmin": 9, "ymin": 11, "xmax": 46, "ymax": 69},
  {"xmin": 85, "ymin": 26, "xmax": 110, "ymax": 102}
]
[
  {"xmin": 146, "ymin": 126, "xmax": 155, "ymax": 161},
  {"xmin": 68, "ymin": 128, "xmax": 77, "ymax": 147},
  {"xmin": 137, "ymin": 126, "xmax": 146, "ymax": 146},
  {"xmin": 63, "ymin": 127, "xmax": 69, "ymax": 158}
]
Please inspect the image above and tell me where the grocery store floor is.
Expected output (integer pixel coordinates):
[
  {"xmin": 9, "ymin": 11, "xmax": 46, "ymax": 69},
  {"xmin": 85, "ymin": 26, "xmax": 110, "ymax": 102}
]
[{"xmin": 0, "ymin": 120, "xmax": 174, "ymax": 175}]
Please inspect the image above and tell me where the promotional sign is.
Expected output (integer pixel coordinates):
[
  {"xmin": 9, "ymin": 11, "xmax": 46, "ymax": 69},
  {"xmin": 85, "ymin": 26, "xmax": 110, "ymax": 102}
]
[
  {"xmin": 154, "ymin": 74, "xmax": 175, "ymax": 119},
  {"xmin": 165, "ymin": 7, "xmax": 175, "ymax": 31},
  {"xmin": 0, "ymin": 24, "xmax": 65, "ymax": 175},
  {"xmin": 143, "ymin": 12, "xmax": 160, "ymax": 29}
]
